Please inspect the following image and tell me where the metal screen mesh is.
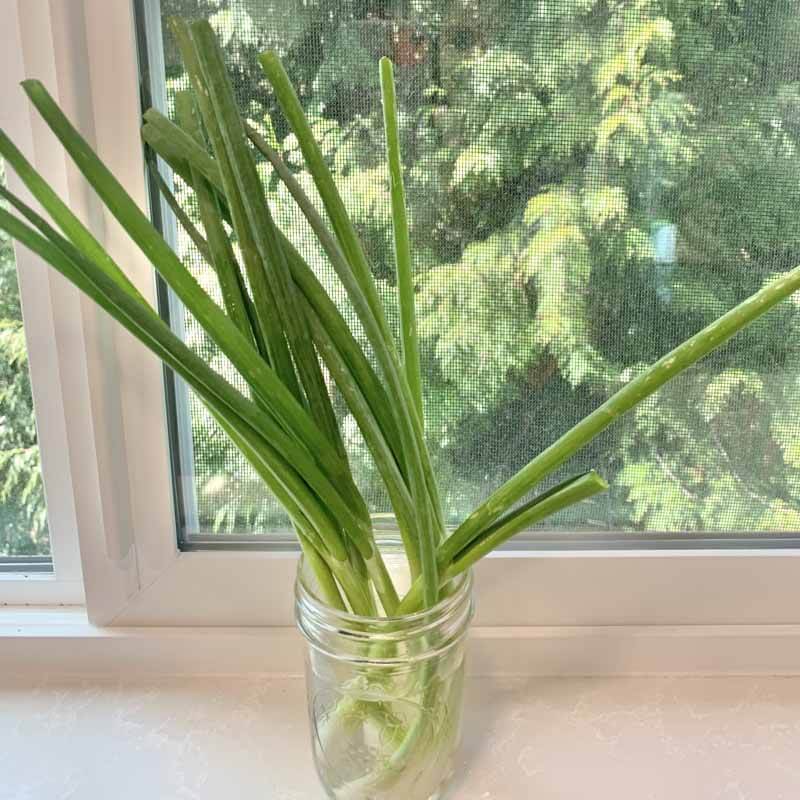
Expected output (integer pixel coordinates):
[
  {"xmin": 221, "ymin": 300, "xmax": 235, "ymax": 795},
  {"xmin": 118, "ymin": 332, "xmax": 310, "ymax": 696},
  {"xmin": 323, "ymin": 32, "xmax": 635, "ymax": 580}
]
[{"xmin": 153, "ymin": 0, "xmax": 800, "ymax": 540}]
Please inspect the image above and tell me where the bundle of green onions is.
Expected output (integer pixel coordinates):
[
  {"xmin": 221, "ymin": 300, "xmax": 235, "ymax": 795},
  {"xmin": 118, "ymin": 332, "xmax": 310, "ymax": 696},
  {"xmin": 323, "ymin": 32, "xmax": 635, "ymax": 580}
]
[{"xmin": 1, "ymin": 19, "xmax": 799, "ymax": 618}]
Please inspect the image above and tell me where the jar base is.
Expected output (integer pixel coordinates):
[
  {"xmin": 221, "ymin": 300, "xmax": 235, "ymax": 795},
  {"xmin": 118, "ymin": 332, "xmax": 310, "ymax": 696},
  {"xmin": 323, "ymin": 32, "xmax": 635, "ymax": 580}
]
[
  {"xmin": 316, "ymin": 755, "xmax": 456, "ymax": 800},
  {"xmin": 323, "ymin": 782, "xmax": 452, "ymax": 800}
]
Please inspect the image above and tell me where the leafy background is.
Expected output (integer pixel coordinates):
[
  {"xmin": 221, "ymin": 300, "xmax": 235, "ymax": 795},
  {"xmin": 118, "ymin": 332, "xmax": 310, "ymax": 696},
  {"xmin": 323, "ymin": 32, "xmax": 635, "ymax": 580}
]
[
  {"xmin": 4, "ymin": 0, "xmax": 800, "ymax": 555},
  {"xmin": 0, "ymin": 161, "xmax": 49, "ymax": 556}
]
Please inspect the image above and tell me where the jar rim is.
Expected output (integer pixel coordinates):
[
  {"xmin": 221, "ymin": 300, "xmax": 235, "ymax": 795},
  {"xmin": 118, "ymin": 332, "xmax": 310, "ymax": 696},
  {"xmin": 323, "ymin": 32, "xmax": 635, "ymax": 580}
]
[
  {"xmin": 295, "ymin": 558, "xmax": 474, "ymax": 665},
  {"xmin": 295, "ymin": 558, "xmax": 473, "ymax": 628}
]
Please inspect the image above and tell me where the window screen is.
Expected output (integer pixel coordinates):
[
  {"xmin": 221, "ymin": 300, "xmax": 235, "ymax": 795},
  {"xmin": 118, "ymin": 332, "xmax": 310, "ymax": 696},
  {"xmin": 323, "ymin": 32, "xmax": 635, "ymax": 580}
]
[{"xmin": 139, "ymin": 0, "xmax": 800, "ymax": 545}]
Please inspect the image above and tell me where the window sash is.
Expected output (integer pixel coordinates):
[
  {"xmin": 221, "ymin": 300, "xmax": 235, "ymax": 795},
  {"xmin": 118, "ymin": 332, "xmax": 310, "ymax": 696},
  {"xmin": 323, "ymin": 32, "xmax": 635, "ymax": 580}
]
[
  {"xmin": 137, "ymin": 0, "xmax": 800, "ymax": 550},
  {"xmin": 3, "ymin": 0, "xmax": 800, "ymax": 626},
  {"xmin": 0, "ymin": 0, "xmax": 83, "ymax": 604}
]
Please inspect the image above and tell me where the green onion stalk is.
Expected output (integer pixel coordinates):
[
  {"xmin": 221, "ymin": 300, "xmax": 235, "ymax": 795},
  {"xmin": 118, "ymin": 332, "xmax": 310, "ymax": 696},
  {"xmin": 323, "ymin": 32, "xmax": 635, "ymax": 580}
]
[{"xmin": 2, "ymin": 19, "xmax": 800, "ymax": 792}]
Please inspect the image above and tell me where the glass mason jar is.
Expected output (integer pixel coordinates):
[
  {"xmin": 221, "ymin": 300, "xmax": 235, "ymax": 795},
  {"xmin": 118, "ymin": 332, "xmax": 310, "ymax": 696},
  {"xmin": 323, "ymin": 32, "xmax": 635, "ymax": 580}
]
[{"xmin": 295, "ymin": 541, "xmax": 474, "ymax": 800}]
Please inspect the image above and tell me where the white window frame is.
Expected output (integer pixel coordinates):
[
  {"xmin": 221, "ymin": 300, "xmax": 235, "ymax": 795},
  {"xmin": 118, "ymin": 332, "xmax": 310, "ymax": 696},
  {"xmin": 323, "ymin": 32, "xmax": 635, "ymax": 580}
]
[
  {"xmin": 0, "ymin": 0, "xmax": 84, "ymax": 605},
  {"xmin": 3, "ymin": 0, "xmax": 800, "ymax": 630}
]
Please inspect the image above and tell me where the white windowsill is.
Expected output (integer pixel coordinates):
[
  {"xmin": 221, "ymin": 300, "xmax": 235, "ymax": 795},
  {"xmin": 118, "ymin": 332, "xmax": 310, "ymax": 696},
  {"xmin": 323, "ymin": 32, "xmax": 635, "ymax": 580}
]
[
  {"xmin": 4, "ymin": 672, "xmax": 800, "ymax": 798},
  {"xmin": 7, "ymin": 607, "xmax": 800, "ymax": 676},
  {"xmin": 6, "ymin": 609, "xmax": 800, "ymax": 796}
]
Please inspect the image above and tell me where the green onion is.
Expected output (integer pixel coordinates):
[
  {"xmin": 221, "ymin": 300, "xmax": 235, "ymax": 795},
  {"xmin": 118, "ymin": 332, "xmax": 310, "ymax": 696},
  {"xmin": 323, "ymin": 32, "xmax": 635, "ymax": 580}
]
[
  {"xmin": 170, "ymin": 20, "xmax": 302, "ymax": 401},
  {"xmin": 379, "ymin": 57, "xmax": 423, "ymax": 426},
  {"xmin": 441, "ymin": 262, "xmax": 800, "ymax": 566},
  {"xmin": 397, "ymin": 471, "xmax": 609, "ymax": 614},
  {"xmin": 171, "ymin": 90, "xmax": 260, "ymax": 350},
  {"xmin": 258, "ymin": 52, "xmax": 442, "ymax": 606}
]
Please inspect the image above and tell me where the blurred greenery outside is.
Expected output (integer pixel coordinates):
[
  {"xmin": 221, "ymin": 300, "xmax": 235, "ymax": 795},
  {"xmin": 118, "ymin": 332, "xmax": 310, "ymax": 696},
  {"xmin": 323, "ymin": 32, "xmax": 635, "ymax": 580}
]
[
  {"xmin": 158, "ymin": 0, "xmax": 800, "ymax": 539},
  {"xmin": 0, "ymin": 161, "xmax": 49, "ymax": 556},
  {"xmin": 5, "ymin": 0, "xmax": 800, "ymax": 554}
]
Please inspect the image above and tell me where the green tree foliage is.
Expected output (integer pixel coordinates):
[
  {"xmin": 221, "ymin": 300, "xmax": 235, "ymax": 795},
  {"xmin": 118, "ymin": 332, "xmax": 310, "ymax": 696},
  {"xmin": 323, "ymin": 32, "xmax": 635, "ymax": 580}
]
[
  {"xmin": 161, "ymin": 0, "xmax": 800, "ymax": 534},
  {"xmin": 0, "ymin": 162, "xmax": 49, "ymax": 555}
]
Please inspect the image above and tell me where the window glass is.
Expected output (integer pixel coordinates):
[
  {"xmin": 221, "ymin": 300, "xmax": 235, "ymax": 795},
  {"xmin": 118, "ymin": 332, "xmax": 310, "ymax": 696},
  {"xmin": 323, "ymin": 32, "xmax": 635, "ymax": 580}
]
[
  {"xmin": 149, "ymin": 0, "xmax": 800, "ymax": 542},
  {"xmin": 0, "ymin": 161, "xmax": 50, "ymax": 558}
]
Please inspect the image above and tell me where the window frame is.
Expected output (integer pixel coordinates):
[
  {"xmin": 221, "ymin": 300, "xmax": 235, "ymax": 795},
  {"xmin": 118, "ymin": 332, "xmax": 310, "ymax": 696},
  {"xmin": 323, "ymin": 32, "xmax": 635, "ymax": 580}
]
[
  {"xmin": 0, "ymin": 0, "xmax": 83, "ymax": 605},
  {"xmin": 4, "ymin": 0, "xmax": 800, "ymax": 627}
]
